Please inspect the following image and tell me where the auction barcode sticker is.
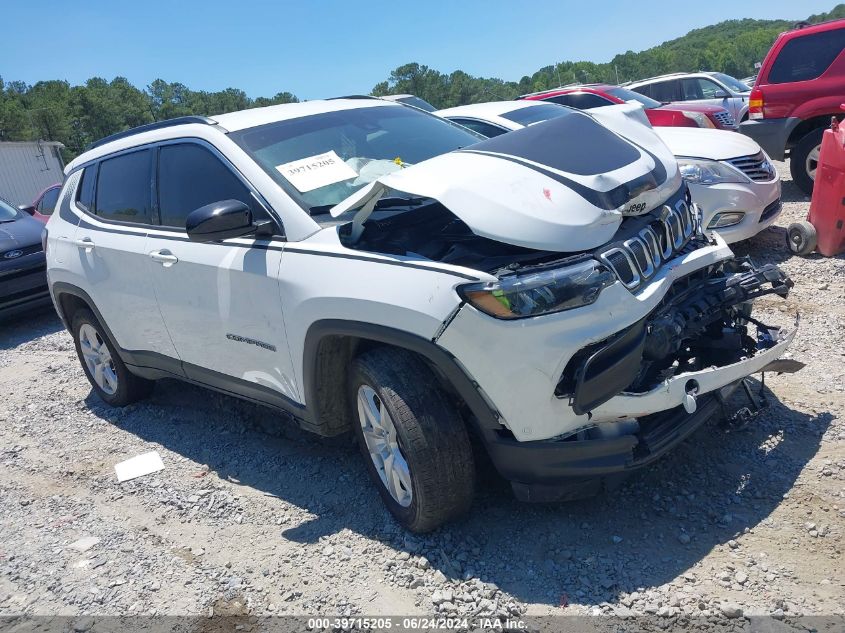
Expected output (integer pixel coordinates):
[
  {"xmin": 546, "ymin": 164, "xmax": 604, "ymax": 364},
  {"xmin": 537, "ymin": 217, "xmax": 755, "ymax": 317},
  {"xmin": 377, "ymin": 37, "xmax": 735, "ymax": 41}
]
[{"xmin": 275, "ymin": 151, "xmax": 358, "ymax": 192}]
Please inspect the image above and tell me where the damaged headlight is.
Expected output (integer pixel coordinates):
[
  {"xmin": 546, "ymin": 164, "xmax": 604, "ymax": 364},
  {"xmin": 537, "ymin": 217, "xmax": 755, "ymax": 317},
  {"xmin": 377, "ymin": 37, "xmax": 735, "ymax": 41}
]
[
  {"xmin": 458, "ymin": 259, "xmax": 616, "ymax": 319},
  {"xmin": 678, "ymin": 158, "xmax": 748, "ymax": 185}
]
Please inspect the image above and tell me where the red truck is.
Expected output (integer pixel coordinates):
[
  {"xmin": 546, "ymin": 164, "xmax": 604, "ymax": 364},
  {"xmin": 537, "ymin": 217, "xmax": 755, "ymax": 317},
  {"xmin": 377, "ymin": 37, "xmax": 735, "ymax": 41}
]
[
  {"xmin": 519, "ymin": 84, "xmax": 737, "ymax": 130},
  {"xmin": 739, "ymin": 18, "xmax": 845, "ymax": 194}
]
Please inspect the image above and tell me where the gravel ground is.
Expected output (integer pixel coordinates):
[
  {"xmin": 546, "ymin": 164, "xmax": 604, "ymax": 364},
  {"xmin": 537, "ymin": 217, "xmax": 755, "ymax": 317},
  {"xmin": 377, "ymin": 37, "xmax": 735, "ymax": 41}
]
[{"xmin": 0, "ymin": 161, "xmax": 843, "ymax": 628}]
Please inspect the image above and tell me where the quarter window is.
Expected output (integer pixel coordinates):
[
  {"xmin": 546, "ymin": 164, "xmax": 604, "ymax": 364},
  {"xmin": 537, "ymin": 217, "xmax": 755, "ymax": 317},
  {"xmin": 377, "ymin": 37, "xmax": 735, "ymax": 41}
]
[
  {"xmin": 769, "ymin": 28, "xmax": 845, "ymax": 83},
  {"xmin": 95, "ymin": 150, "xmax": 153, "ymax": 224},
  {"xmin": 77, "ymin": 165, "xmax": 98, "ymax": 212},
  {"xmin": 157, "ymin": 144, "xmax": 254, "ymax": 228}
]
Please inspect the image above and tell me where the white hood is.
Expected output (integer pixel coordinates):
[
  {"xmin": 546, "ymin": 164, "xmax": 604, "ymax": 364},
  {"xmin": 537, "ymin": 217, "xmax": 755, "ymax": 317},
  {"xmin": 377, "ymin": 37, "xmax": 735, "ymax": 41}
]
[
  {"xmin": 333, "ymin": 104, "xmax": 682, "ymax": 252},
  {"xmin": 654, "ymin": 127, "xmax": 763, "ymax": 161}
]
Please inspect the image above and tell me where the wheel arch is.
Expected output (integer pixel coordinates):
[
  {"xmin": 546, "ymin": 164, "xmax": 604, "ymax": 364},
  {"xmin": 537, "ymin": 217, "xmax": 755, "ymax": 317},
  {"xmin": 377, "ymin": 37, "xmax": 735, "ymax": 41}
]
[
  {"xmin": 787, "ymin": 115, "xmax": 837, "ymax": 150},
  {"xmin": 302, "ymin": 319, "xmax": 502, "ymax": 438}
]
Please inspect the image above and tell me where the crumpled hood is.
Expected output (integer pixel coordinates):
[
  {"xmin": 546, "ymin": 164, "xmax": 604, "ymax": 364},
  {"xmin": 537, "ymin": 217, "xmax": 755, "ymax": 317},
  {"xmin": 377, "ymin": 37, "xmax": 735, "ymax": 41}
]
[{"xmin": 333, "ymin": 104, "xmax": 681, "ymax": 252}]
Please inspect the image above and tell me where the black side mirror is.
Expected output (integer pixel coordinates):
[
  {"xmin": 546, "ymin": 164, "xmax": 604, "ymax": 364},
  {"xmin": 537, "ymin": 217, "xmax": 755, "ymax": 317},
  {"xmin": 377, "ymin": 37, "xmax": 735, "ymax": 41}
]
[
  {"xmin": 186, "ymin": 199, "xmax": 262, "ymax": 242},
  {"xmin": 18, "ymin": 205, "xmax": 36, "ymax": 216}
]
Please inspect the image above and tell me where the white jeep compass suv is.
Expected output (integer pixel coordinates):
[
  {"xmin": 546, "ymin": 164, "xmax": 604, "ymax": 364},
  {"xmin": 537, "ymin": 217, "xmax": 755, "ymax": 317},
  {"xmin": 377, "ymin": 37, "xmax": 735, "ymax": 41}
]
[{"xmin": 45, "ymin": 98, "xmax": 797, "ymax": 531}]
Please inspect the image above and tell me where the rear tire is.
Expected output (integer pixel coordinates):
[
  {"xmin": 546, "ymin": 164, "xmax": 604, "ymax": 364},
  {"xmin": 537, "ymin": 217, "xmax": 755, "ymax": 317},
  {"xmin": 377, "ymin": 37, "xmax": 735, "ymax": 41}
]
[
  {"xmin": 71, "ymin": 309, "xmax": 153, "ymax": 406},
  {"xmin": 790, "ymin": 128, "xmax": 824, "ymax": 195},
  {"xmin": 349, "ymin": 347, "xmax": 475, "ymax": 532},
  {"xmin": 786, "ymin": 221, "xmax": 817, "ymax": 256}
]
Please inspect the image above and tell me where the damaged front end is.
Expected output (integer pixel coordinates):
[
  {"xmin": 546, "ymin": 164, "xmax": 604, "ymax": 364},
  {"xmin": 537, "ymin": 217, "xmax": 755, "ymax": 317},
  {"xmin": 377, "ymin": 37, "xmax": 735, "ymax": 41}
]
[{"xmin": 557, "ymin": 256, "xmax": 796, "ymax": 417}]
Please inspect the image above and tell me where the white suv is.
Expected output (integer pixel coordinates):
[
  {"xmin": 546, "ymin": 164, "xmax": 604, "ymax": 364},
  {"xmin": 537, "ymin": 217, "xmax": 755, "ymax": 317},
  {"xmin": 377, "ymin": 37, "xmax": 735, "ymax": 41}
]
[
  {"xmin": 627, "ymin": 72, "xmax": 753, "ymax": 125},
  {"xmin": 46, "ymin": 98, "xmax": 797, "ymax": 531}
]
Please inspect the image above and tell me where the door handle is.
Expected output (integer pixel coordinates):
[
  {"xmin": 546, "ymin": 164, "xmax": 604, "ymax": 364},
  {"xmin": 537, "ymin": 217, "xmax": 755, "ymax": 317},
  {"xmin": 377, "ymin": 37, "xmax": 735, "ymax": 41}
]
[
  {"xmin": 73, "ymin": 237, "xmax": 95, "ymax": 252},
  {"xmin": 149, "ymin": 249, "xmax": 179, "ymax": 266}
]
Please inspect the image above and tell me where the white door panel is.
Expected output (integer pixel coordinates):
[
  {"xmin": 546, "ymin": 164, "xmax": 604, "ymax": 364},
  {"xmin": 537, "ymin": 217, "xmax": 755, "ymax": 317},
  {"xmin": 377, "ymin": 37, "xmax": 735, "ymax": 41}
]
[
  {"xmin": 145, "ymin": 235, "xmax": 299, "ymax": 401},
  {"xmin": 74, "ymin": 222, "xmax": 178, "ymax": 357}
]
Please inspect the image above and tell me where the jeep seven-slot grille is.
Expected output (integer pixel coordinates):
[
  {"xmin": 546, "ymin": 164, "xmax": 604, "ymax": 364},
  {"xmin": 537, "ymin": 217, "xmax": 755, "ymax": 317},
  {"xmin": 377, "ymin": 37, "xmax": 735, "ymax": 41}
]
[
  {"xmin": 727, "ymin": 152, "xmax": 775, "ymax": 182},
  {"xmin": 598, "ymin": 200, "xmax": 698, "ymax": 292}
]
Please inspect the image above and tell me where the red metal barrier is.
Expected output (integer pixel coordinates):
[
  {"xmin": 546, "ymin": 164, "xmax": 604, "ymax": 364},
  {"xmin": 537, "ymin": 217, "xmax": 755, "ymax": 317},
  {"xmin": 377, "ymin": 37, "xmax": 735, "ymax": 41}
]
[{"xmin": 788, "ymin": 108, "xmax": 845, "ymax": 257}]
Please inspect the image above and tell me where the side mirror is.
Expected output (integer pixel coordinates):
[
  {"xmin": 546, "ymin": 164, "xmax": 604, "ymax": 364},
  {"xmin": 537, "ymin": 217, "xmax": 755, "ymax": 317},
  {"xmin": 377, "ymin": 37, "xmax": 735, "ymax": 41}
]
[
  {"xmin": 713, "ymin": 90, "xmax": 729, "ymax": 99},
  {"xmin": 186, "ymin": 200, "xmax": 259, "ymax": 242},
  {"xmin": 18, "ymin": 205, "xmax": 36, "ymax": 216}
]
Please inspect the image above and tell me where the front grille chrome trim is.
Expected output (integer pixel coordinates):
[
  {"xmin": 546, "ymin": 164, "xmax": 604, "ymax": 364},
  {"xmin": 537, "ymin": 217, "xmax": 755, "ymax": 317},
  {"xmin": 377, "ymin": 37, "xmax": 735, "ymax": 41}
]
[
  {"xmin": 623, "ymin": 237, "xmax": 655, "ymax": 279},
  {"xmin": 599, "ymin": 248, "xmax": 641, "ymax": 290}
]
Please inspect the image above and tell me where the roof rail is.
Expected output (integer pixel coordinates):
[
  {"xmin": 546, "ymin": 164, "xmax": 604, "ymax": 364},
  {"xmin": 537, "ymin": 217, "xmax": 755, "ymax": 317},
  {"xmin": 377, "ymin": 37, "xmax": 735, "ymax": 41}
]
[{"xmin": 86, "ymin": 116, "xmax": 218, "ymax": 151}]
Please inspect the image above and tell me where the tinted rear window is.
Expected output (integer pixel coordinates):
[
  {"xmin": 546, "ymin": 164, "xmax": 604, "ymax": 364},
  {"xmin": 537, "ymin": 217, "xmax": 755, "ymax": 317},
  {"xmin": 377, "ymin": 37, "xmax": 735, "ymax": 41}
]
[
  {"xmin": 501, "ymin": 104, "xmax": 571, "ymax": 126},
  {"xmin": 769, "ymin": 28, "xmax": 845, "ymax": 83},
  {"xmin": 543, "ymin": 93, "xmax": 613, "ymax": 110},
  {"xmin": 39, "ymin": 187, "xmax": 60, "ymax": 214},
  {"xmin": 449, "ymin": 118, "xmax": 509, "ymax": 138},
  {"xmin": 158, "ymin": 144, "xmax": 253, "ymax": 228},
  {"xmin": 95, "ymin": 150, "xmax": 152, "ymax": 224}
]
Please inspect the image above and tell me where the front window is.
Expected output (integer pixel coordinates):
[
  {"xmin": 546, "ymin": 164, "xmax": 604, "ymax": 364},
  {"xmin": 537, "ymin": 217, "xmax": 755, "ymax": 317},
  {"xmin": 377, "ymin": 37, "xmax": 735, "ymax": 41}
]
[
  {"xmin": 0, "ymin": 199, "xmax": 19, "ymax": 222},
  {"xmin": 500, "ymin": 104, "xmax": 571, "ymax": 126},
  {"xmin": 605, "ymin": 87, "xmax": 662, "ymax": 109},
  {"xmin": 710, "ymin": 72, "xmax": 751, "ymax": 93},
  {"xmin": 229, "ymin": 105, "xmax": 480, "ymax": 212}
]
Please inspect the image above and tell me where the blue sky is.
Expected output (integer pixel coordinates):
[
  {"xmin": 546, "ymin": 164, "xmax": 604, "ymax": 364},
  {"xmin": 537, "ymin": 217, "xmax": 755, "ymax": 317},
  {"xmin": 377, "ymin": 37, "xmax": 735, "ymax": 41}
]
[{"xmin": 4, "ymin": 0, "xmax": 837, "ymax": 99}]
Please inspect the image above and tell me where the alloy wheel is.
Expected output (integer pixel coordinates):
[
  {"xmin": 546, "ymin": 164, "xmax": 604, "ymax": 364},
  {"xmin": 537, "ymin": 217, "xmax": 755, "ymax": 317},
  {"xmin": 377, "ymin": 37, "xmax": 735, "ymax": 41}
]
[
  {"xmin": 356, "ymin": 385, "xmax": 413, "ymax": 507},
  {"xmin": 806, "ymin": 144, "xmax": 821, "ymax": 181},
  {"xmin": 78, "ymin": 323, "xmax": 118, "ymax": 395}
]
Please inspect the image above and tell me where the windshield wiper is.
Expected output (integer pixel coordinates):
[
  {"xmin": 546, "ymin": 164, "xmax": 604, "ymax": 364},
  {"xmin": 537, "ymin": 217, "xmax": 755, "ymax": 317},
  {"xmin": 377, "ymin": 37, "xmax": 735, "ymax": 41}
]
[{"xmin": 310, "ymin": 196, "xmax": 427, "ymax": 217}]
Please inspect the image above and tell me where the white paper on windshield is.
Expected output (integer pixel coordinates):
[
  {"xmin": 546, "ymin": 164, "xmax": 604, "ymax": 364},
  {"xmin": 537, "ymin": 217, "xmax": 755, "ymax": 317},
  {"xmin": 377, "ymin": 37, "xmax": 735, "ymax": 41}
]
[{"xmin": 275, "ymin": 151, "xmax": 358, "ymax": 192}]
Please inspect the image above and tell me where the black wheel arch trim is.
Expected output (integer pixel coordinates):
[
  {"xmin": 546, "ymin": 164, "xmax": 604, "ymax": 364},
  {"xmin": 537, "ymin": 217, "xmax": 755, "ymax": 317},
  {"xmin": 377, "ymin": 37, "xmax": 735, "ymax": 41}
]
[{"xmin": 303, "ymin": 319, "xmax": 503, "ymax": 433}]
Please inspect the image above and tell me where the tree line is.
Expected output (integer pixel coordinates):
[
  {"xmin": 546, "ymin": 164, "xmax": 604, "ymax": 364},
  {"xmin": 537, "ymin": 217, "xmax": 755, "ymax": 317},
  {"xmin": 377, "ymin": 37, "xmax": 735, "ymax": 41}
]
[
  {"xmin": 0, "ymin": 78, "xmax": 298, "ymax": 160},
  {"xmin": 2, "ymin": 4, "xmax": 842, "ymax": 161},
  {"xmin": 372, "ymin": 5, "xmax": 845, "ymax": 108}
]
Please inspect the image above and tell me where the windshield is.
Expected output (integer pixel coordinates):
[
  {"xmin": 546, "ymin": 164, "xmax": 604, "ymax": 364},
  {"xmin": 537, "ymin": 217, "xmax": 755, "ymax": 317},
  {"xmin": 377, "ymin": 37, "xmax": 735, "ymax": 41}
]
[
  {"xmin": 229, "ymin": 105, "xmax": 481, "ymax": 211},
  {"xmin": 501, "ymin": 103, "xmax": 572, "ymax": 126},
  {"xmin": 711, "ymin": 72, "xmax": 751, "ymax": 92},
  {"xmin": 605, "ymin": 87, "xmax": 662, "ymax": 109},
  {"xmin": 0, "ymin": 199, "xmax": 20, "ymax": 222}
]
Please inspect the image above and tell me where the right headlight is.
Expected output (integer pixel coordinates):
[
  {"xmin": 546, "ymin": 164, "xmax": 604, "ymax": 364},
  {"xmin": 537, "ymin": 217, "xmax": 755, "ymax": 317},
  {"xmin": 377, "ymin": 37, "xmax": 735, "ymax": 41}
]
[
  {"xmin": 681, "ymin": 111, "xmax": 716, "ymax": 129},
  {"xmin": 458, "ymin": 259, "xmax": 616, "ymax": 319},
  {"xmin": 678, "ymin": 158, "xmax": 748, "ymax": 185}
]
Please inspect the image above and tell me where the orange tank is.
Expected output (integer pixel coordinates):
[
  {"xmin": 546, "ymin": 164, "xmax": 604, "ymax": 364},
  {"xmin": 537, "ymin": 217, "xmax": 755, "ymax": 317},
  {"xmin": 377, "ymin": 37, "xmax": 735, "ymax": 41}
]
[{"xmin": 807, "ymin": 116, "xmax": 845, "ymax": 257}]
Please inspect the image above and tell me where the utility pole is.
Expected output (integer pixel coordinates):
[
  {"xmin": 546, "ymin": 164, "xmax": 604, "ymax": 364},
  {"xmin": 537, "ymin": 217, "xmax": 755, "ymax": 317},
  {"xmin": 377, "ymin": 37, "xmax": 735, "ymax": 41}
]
[
  {"xmin": 615, "ymin": 65, "xmax": 620, "ymax": 84},
  {"xmin": 556, "ymin": 63, "xmax": 562, "ymax": 88}
]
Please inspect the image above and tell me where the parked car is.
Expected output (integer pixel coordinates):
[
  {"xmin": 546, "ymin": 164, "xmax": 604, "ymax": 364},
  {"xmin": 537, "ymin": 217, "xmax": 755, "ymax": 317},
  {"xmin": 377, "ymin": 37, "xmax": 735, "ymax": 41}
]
[
  {"xmin": 0, "ymin": 197, "xmax": 50, "ymax": 319},
  {"xmin": 626, "ymin": 72, "xmax": 752, "ymax": 125},
  {"xmin": 47, "ymin": 101, "xmax": 797, "ymax": 531},
  {"xmin": 18, "ymin": 183, "xmax": 62, "ymax": 223},
  {"xmin": 380, "ymin": 94, "xmax": 437, "ymax": 112},
  {"xmin": 520, "ymin": 84, "xmax": 737, "ymax": 130},
  {"xmin": 436, "ymin": 100, "xmax": 781, "ymax": 243},
  {"xmin": 739, "ymin": 18, "xmax": 845, "ymax": 194}
]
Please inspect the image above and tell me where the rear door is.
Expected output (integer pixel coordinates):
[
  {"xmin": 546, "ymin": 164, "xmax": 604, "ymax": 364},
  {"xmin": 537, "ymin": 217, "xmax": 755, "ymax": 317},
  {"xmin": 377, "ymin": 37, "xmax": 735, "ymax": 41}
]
[
  {"xmin": 144, "ymin": 140, "xmax": 299, "ymax": 403},
  {"xmin": 71, "ymin": 150, "xmax": 179, "ymax": 359}
]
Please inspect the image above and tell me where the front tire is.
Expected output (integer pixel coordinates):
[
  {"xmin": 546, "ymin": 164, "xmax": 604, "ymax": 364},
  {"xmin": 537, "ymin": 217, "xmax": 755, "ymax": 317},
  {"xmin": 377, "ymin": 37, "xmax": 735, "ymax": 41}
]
[
  {"xmin": 790, "ymin": 128, "xmax": 824, "ymax": 195},
  {"xmin": 71, "ymin": 309, "xmax": 153, "ymax": 406},
  {"xmin": 349, "ymin": 348, "xmax": 475, "ymax": 532}
]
